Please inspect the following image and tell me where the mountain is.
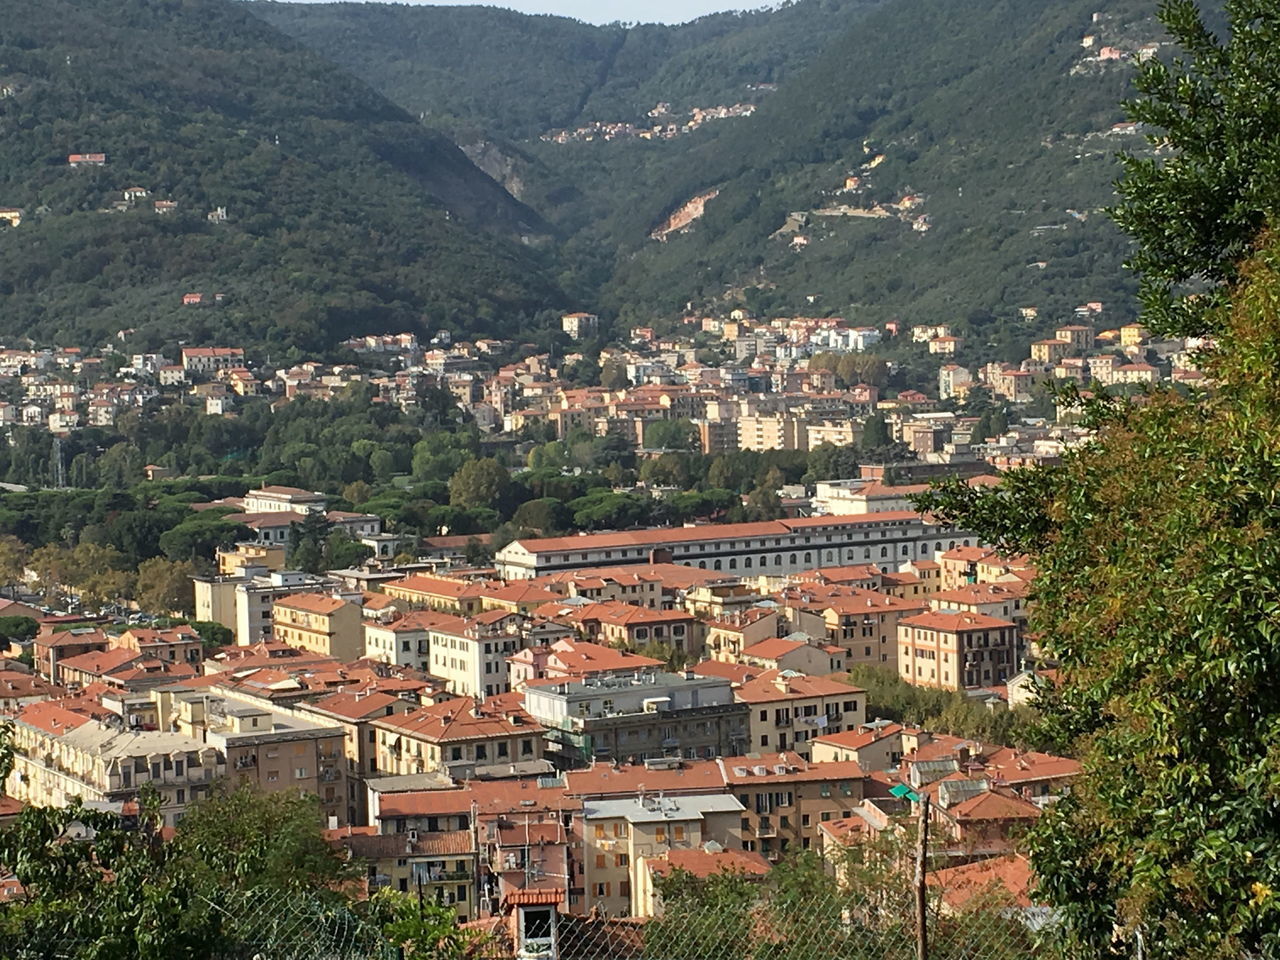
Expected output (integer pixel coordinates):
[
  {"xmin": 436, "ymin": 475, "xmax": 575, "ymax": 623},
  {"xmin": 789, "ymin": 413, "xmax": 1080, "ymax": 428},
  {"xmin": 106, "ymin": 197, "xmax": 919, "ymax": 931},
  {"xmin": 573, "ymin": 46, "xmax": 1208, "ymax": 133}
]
[
  {"xmin": 597, "ymin": 0, "xmax": 1162, "ymax": 351},
  {"xmin": 0, "ymin": 0, "xmax": 564, "ymax": 351},
  {"xmin": 260, "ymin": 0, "xmax": 1175, "ymax": 371},
  {"xmin": 253, "ymin": 0, "xmax": 886, "ymax": 142}
]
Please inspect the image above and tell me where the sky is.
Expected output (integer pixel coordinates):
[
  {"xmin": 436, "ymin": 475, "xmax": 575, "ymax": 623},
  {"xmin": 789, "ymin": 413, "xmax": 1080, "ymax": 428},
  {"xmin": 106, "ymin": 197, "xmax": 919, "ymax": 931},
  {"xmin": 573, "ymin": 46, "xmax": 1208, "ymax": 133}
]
[{"xmin": 288, "ymin": 0, "xmax": 747, "ymax": 25}]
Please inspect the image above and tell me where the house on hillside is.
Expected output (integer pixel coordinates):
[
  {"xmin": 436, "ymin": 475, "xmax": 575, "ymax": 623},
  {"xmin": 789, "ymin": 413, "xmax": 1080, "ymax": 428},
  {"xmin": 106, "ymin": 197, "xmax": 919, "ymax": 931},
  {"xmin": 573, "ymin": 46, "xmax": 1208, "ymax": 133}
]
[{"xmin": 67, "ymin": 153, "xmax": 106, "ymax": 167}]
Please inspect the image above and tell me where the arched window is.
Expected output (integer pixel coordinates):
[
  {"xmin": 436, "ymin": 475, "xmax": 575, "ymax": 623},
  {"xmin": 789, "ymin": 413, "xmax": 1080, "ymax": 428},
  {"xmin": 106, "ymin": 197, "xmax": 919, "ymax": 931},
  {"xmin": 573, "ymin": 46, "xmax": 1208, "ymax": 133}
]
[
  {"xmin": 714, "ymin": 559, "xmax": 723, "ymax": 571},
  {"xmin": 880, "ymin": 547, "xmax": 888, "ymax": 558},
  {"xmin": 789, "ymin": 553, "xmax": 797, "ymax": 565},
  {"xmin": 804, "ymin": 552, "xmax": 813, "ymax": 564},
  {"xmin": 949, "ymin": 541, "xmax": 956, "ymax": 550},
  {"xmin": 744, "ymin": 557, "xmax": 753, "ymax": 569},
  {"xmin": 729, "ymin": 558, "xmax": 737, "ymax": 570},
  {"xmin": 774, "ymin": 555, "xmax": 782, "ymax": 566},
  {"xmin": 698, "ymin": 561, "xmax": 707, "ymax": 569}
]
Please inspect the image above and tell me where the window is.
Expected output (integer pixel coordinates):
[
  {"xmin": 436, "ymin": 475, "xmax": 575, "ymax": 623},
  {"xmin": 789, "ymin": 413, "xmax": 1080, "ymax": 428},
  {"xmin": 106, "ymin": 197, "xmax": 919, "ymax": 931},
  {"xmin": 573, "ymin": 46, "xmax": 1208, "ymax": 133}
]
[
  {"xmin": 616, "ymin": 854, "xmax": 629, "ymax": 867},
  {"xmin": 594, "ymin": 824, "xmax": 606, "ymax": 839},
  {"xmin": 497, "ymin": 742, "xmax": 509, "ymax": 758},
  {"xmin": 176, "ymin": 788, "xmax": 186, "ymax": 804},
  {"xmin": 596, "ymin": 854, "xmax": 606, "ymax": 869},
  {"xmin": 673, "ymin": 826, "xmax": 685, "ymax": 842},
  {"xmin": 295, "ymin": 767, "xmax": 308, "ymax": 779}
]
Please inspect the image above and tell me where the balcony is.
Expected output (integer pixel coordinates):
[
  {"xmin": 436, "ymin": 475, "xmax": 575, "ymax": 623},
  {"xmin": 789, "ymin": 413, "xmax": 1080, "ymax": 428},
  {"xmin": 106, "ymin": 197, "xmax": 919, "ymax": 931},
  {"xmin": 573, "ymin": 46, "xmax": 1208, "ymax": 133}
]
[{"xmin": 755, "ymin": 821, "xmax": 778, "ymax": 838}]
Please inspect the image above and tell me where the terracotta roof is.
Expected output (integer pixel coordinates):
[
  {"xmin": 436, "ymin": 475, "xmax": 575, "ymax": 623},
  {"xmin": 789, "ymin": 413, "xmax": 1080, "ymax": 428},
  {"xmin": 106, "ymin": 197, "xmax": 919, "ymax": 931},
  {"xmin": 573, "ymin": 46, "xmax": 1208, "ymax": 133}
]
[
  {"xmin": 505, "ymin": 888, "xmax": 565, "ymax": 905},
  {"xmin": 274, "ymin": 593, "xmax": 349, "ymax": 615},
  {"xmin": 538, "ymin": 640, "xmax": 662, "ymax": 676},
  {"xmin": 818, "ymin": 814, "xmax": 871, "ymax": 846},
  {"xmin": 648, "ymin": 848, "xmax": 771, "ymax": 880},
  {"xmin": 327, "ymin": 827, "xmax": 475, "ymax": 860},
  {"xmin": 307, "ymin": 691, "xmax": 404, "ymax": 721},
  {"xmin": 508, "ymin": 512, "xmax": 928, "ymax": 555},
  {"xmin": 947, "ymin": 788, "xmax": 1042, "ymax": 822},
  {"xmin": 377, "ymin": 779, "xmax": 579, "ymax": 819},
  {"xmin": 566, "ymin": 759, "xmax": 727, "ymax": 798},
  {"xmin": 928, "ymin": 854, "xmax": 1034, "ymax": 911},
  {"xmin": 813, "ymin": 723, "xmax": 908, "ymax": 751},
  {"xmin": 56, "ymin": 647, "xmax": 141, "ymax": 676},
  {"xmin": 734, "ymin": 669, "xmax": 857, "ymax": 704},
  {"xmin": 718, "ymin": 752, "xmax": 865, "ymax": 784},
  {"xmin": 373, "ymin": 698, "xmax": 542, "ymax": 744},
  {"xmin": 16, "ymin": 699, "xmax": 104, "ymax": 735},
  {"xmin": 930, "ymin": 582, "xmax": 1029, "ymax": 606},
  {"xmin": 899, "ymin": 611, "xmax": 1015, "ymax": 632},
  {"xmin": 0, "ymin": 671, "xmax": 65, "ymax": 703}
]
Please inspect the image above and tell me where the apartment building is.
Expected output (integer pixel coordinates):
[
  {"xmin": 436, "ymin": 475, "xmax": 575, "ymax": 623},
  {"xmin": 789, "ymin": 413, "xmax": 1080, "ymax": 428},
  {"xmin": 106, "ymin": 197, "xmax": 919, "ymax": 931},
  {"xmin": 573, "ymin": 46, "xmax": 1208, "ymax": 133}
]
[
  {"xmin": 7, "ymin": 701, "xmax": 223, "ymax": 827},
  {"xmin": 363, "ymin": 610, "xmax": 456, "ymax": 671},
  {"xmin": 817, "ymin": 590, "xmax": 928, "ymax": 669},
  {"xmin": 543, "ymin": 601, "xmax": 702, "ymax": 657},
  {"xmin": 180, "ymin": 346, "xmax": 244, "ymax": 375},
  {"xmin": 497, "ymin": 513, "xmax": 977, "ymax": 580},
  {"xmin": 424, "ymin": 611, "xmax": 532, "ymax": 697},
  {"xmin": 329, "ymin": 827, "xmax": 479, "ymax": 918},
  {"xmin": 524, "ymin": 671, "xmax": 750, "ymax": 768},
  {"xmin": 735, "ymin": 671, "xmax": 865, "ymax": 758},
  {"xmin": 581, "ymin": 794, "xmax": 744, "ymax": 917},
  {"xmin": 155, "ymin": 686, "xmax": 349, "ymax": 826},
  {"xmin": 382, "ymin": 574, "xmax": 487, "ymax": 615},
  {"xmin": 721, "ymin": 753, "xmax": 867, "ymax": 860},
  {"xmin": 897, "ymin": 610, "xmax": 1018, "ymax": 691},
  {"xmin": 300, "ymin": 691, "xmax": 416, "ymax": 826},
  {"xmin": 272, "ymin": 593, "xmax": 363, "ymax": 661},
  {"xmin": 372, "ymin": 696, "xmax": 545, "ymax": 779},
  {"xmin": 194, "ymin": 568, "xmax": 332, "ymax": 646}
]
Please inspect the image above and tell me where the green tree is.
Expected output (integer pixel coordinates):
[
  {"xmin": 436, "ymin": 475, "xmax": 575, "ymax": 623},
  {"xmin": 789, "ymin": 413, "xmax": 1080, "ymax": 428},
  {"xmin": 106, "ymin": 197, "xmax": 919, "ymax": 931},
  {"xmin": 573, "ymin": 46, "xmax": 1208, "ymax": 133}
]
[
  {"xmin": 915, "ymin": 238, "xmax": 1280, "ymax": 957},
  {"xmin": 600, "ymin": 360, "xmax": 629, "ymax": 390},
  {"xmin": 447, "ymin": 457, "xmax": 511, "ymax": 511},
  {"xmin": 643, "ymin": 418, "xmax": 699, "ymax": 451},
  {"xmin": 135, "ymin": 557, "xmax": 197, "ymax": 616},
  {"xmin": 860, "ymin": 413, "xmax": 891, "ymax": 453},
  {"xmin": 1113, "ymin": 0, "xmax": 1280, "ymax": 337},
  {"xmin": 0, "ymin": 534, "xmax": 28, "ymax": 598},
  {"xmin": 368, "ymin": 890, "xmax": 485, "ymax": 960},
  {"xmin": 192, "ymin": 620, "xmax": 233, "ymax": 652},
  {"xmin": 287, "ymin": 512, "xmax": 334, "ymax": 574},
  {"xmin": 803, "ymin": 442, "xmax": 859, "ymax": 483}
]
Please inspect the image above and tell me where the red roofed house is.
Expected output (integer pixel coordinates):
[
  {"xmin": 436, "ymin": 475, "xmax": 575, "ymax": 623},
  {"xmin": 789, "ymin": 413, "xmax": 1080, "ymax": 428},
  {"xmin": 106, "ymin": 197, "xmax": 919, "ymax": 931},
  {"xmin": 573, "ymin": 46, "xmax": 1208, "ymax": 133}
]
[
  {"xmin": 508, "ymin": 638, "xmax": 661, "ymax": 690},
  {"xmin": 734, "ymin": 670, "xmax": 866, "ymax": 759},
  {"xmin": 272, "ymin": 593, "xmax": 362, "ymax": 661},
  {"xmin": 372, "ymin": 693, "xmax": 544, "ymax": 778},
  {"xmin": 897, "ymin": 610, "xmax": 1017, "ymax": 690}
]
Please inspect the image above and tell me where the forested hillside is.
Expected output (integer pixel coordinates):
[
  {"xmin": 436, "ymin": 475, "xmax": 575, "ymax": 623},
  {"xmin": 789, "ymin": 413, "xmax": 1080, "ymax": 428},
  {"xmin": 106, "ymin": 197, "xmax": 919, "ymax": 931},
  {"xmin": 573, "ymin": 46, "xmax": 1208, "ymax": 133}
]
[
  {"xmin": 261, "ymin": 0, "xmax": 1175, "ymax": 358},
  {"xmin": 253, "ymin": 0, "xmax": 885, "ymax": 140},
  {"xmin": 598, "ymin": 0, "xmax": 1161, "ymax": 342},
  {"xmin": 0, "ymin": 0, "xmax": 564, "ymax": 351}
]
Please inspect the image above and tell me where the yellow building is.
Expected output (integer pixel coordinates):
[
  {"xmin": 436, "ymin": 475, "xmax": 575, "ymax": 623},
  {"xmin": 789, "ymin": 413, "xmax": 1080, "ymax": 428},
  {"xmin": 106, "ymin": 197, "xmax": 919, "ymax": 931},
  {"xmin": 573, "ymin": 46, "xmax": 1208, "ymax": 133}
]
[
  {"xmin": 382, "ymin": 574, "xmax": 485, "ymax": 615},
  {"xmin": 216, "ymin": 541, "xmax": 287, "ymax": 576},
  {"xmin": 1119, "ymin": 322, "xmax": 1150, "ymax": 347},
  {"xmin": 272, "ymin": 593, "xmax": 363, "ymax": 661},
  {"xmin": 897, "ymin": 610, "xmax": 1017, "ymax": 691}
]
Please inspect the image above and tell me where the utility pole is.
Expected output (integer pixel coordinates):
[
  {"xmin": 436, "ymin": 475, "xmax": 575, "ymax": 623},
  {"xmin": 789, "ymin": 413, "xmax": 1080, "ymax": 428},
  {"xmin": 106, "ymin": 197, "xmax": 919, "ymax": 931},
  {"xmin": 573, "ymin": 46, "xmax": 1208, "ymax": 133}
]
[{"xmin": 915, "ymin": 794, "xmax": 931, "ymax": 960}]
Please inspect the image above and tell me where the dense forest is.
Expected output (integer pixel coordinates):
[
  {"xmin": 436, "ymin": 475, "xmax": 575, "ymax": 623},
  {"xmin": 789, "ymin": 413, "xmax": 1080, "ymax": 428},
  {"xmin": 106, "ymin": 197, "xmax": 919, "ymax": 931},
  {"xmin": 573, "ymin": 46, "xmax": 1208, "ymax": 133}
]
[
  {"xmin": 0, "ymin": 0, "xmax": 565, "ymax": 352},
  {"xmin": 259, "ymin": 0, "xmax": 1172, "ymax": 360}
]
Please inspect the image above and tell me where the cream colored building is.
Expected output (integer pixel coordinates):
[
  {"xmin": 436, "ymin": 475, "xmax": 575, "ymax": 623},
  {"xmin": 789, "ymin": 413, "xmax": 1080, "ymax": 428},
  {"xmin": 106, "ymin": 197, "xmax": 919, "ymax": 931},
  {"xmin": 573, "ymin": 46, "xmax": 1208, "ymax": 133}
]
[
  {"xmin": 272, "ymin": 593, "xmax": 363, "ymax": 661},
  {"xmin": 581, "ymin": 794, "xmax": 744, "ymax": 917},
  {"xmin": 154, "ymin": 686, "xmax": 349, "ymax": 826},
  {"xmin": 735, "ymin": 671, "xmax": 866, "ymax": 758},
  {"xmin": 7, "ymin": 702, "xmax": 222, "ymax": 827},
  {"xmin": 897, "ymin": 610, "xmax": 1017, "ymax": 691}
]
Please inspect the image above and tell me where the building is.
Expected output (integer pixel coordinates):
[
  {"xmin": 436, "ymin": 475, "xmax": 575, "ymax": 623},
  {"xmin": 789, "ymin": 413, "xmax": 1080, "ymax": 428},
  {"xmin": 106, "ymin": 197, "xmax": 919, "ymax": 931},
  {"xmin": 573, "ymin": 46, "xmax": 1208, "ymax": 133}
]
[
  {"xmin": 301, "ymin": 691, "xmax": 416, "ymax": 826},
  {"xmin": 272, "ymin": 593, "xmax": 363, "ymax": 661},
  {"xmin": 561, "ymin": 313, "xmax": 600, "ymax": 340},
  {"xmin": 156, "ymin": 686, "xmax": 349, "ymax": 826},
  {"xmin": 734, "ymin": 671, "xmax": 865, "ymax": 758},
  {"xmin": 496, "ymin": 513, "xmax": 978, "ymax": 580},
  {"xmin": 180, "ymin": 347, "xmax": 245, "ymax": 375},
  {"xmin": 720, "ymin": 753, "xmax": 868, "ymax": 860},
  {"xmin": 524, "ymin": 671, "xmax": 750, "ymax": 768},
  {"xmin": 329, "ymin": 827, "xmax": 479, "ymax": 917},
  {"xmin": 897, "ymin": 611, "xmax": 1017, "ymax": 690},
  {"xmin": 372, "ymin": 695, "xmax": 545, "ymax": 780},
  {"xmin": 581, "ymin": 794, "xmax": 744, "ymax": 917},
  {"xmin": 193, "ymin": 568, "xmax": 331, "ymax": 646},
  {"xmin": 507, "ymin": 639, "xmax": 662, "ymax": 690},
  {"xmin": 6, "ymin": 701, "xmax": 222, "ymax": 828},
  {"xmin": 241, "ymin": 485, "xmax": 328, "ymax": 515}
]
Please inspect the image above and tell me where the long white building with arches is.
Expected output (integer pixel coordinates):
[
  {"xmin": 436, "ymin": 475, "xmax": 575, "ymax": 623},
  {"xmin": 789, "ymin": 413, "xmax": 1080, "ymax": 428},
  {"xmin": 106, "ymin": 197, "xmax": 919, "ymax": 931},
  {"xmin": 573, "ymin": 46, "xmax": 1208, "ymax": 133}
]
[{"xmin": 494, "ymin": 511, "xmax": 979, "ymax": 580}]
